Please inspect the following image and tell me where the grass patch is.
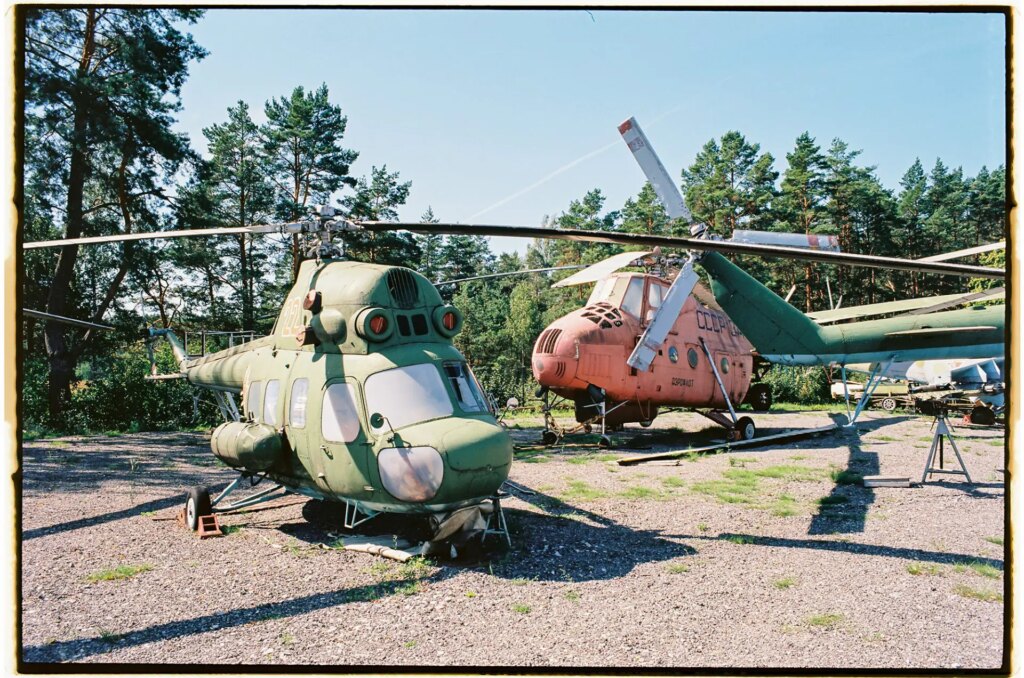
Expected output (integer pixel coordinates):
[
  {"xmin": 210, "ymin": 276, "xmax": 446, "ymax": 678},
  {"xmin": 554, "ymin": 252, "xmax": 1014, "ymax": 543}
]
[
  {"xmin": 829, "ymin": 468, "xmax": 863, "ymax": 485},
  {"xmin": 661, "ymin": 476, "xmax": 686, "ymax": 488},
  {"xmin": 816, "ymin": 495, "xmax": 850, "ymax": 506},
  {"xmin": 691, "ymin": 474, "xmax": 760, "ymax": 504},
  {"xmin": 953, "ymin": 584, "xmax": 1002, "ymax": 602},
  {"xmin": 952, "ymin": 560, "xmax": 1002, "ymax": 578},
  {"xmin": 511, "ymin": 603, "xmax": 532, "ymax": 614},
  {"xmin": 140, "ymin": 511, "xmax": 155, "ymax": 517},
  {"xmin": 404, "ymin": 640, "xmax": 417, "ymax": 648},
  {"xmin": 697, "ymin": 522, "xmax": 710, "ymax": 532},
  {"xmin": 984, "ymin": 536, "xmax": 1004, "ymax": 546},
  {"xmin": 98, "ymin": 629, "xmax": 121, "ymax": 644},
  {"xmin": 724, "ymin": 534, "xmax": 756, "ymax": 545},
  {"xmin": 618, "ymin": 485, "xmax": 668, "ymax": 501},
  {"xmin": 221, "ymin": 525, "xmax": 243, "ymax": 536},
  {"xmin": 870, "ymin": 435, "xmax": 899, "ymax": 442},
  {"xmin": 564, "ymin": 590, "xmax": 581, "ymax": 602},
  {"xmin": 464, "ymin": 591, "xmax": 477, "ymax": 598},
  {"xmin": 566, "ymin": 453, "xmax": 620, "ymax": 465},
  {"xmin": 906, "ymin": 562, "xmax": 943, "ymax": 576},
  {"xmin": 398, "ymin": 556, "xmax": 432, "ymax": 580},
  {"xmin": 806, "ymin": 612, "xmax": 844, "ymax": 628},
  {"xmin": 666, "ymin": 563, "xmax": 690, "ymax": 574},
  {"xmin": 559, "ymin": 480, "xmax": 609, "ymax": 501},
  {"xmin": 789, "ymin": 454, "xmax": 808, "ymax": 461},
  {"xmin": 728, "ymin": 456, "xmax": 759, "ymax": 467},
  {"xmin": 396, "ymin": 581, "xmax": 423, "ymax": 596},
  {"xmin": 510, "ymin": 577, "xmax": 534, "ymax": 586},
  {"xmin": 770, "ymin": 494, "xmax": 800, "ymax": 517},
  {"xmin": 86, "ymin": 564, "xmax": 153, "ymax": 583},
  {"xmin": 773, "ymin": 577, "xmax": 797, "ymax": 589},
  {"xmin": 742, "ymin": 464, "xmax": 826, "ymax": 481}
]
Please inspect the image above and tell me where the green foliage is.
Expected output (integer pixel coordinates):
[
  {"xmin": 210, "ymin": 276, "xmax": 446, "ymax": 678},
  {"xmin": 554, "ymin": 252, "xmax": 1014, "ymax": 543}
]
[
  {"xmin": 23, "ymin": 344, "xmax": 218, "ymax": 434},
  {"xmin": 762, "ymin": 365, "xmax": 830, "ymax": 403}
]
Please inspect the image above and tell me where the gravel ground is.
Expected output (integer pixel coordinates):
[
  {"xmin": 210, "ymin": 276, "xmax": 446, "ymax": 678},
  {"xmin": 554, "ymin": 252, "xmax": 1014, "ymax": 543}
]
[{"xmin": 19, "ymin": 409, "xmax": 1007, "ymax": 670}]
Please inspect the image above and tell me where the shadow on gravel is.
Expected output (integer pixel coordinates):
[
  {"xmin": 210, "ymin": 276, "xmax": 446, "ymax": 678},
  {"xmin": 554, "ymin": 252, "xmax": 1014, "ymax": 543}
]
[
  {"xmin": 481, "ymin": 485, "xmax": 695, "ymax": 583},
  {"xmin": 21, "ymin": 494, "xmax": 185, "ymax": 541},
  {"xmin": 21, "ymin": 569, "xmax": 458, "ymax": 664},
  {"xmin": 805, "ymin": 414, "xmax": 882, "ymax": 535},
  {"xmin": 672, "ymin": 532, "xmax": 1003, "ymax": 570}
]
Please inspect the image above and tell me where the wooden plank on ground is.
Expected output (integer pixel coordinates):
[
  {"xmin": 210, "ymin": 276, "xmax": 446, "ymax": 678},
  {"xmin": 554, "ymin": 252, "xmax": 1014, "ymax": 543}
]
[
  {"xmin": 862, "ymin": 475, "xmax": 912, "ymax": 488},
  {"xmin": 616, "ymin": 424, "xmax": 839, "ymax": 466}
]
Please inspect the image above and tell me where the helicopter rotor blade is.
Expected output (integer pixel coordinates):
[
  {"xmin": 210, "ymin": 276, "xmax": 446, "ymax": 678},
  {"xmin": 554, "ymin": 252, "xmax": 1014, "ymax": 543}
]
[
  {"xmin": 618, "ymin": 117, "xmax": 692, "ymax": 222},
  {"xmin": 551, "ymin": 250, "xmax": 654, "ymax": 288},
  {"xmin": 22, "ymin": 308, "xmax": 114, "ymax": 331},
  {"xmin": 360, "ymin": 222, "xmax": 1004, "ymax": 279},
  {"xmin": 434, "ymin": 264, "xmax": 586, "ymax": 286},
  {"xmin": 21, "ymin": 221, "xmax": 325, "ymax": 250},
  {"xmin": 918, "ymin": 241, "xmax": 1005, "ymax": 262},
  {"xmin": 627, "ymin": 259, "xmax": 699, "ymax": 371}
]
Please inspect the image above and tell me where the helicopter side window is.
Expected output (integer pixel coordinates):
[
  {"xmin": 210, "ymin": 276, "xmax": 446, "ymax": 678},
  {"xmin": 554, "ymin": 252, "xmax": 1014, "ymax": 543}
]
[
  {"xmin": 620, "ymin": 277, "xmax": 645, "ymax": 319},
  {"xmin": 264, "ymin": 380, "xmax": 281, "ymax": 426},
  {"xmin": 364, "ymin": 363, "xmax": 454, "ymax": 432},
  {"xmin": 322, "ymin": 383, "xmax": 362, "ymax": 443},
  {"xmin": 648, "ymin": 282, "xmax": 663, "ymax": 311},
  {"xmin": 247, "ymin": 381, "xmax": 262, "ymax": 422},
  {"xmin": 443, "ymin": 362, "xmax": 488, "ymax": 413},
  {"xmin": 289, "ymin": 378, "xmax": 309, "ymax": 428}
]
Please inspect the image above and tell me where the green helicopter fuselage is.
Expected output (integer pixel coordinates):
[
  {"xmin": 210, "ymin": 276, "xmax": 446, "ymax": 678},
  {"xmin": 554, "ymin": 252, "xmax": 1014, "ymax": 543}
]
[{"xmin": 176, "ymin": 258, "xmax": 513, "ymax": 515}]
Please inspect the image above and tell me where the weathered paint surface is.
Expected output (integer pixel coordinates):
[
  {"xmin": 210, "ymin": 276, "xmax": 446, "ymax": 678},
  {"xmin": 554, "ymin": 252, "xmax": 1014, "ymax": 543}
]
[{"xmin": 532, "ymin": 271, "xmax": 754, "ymax": 424}]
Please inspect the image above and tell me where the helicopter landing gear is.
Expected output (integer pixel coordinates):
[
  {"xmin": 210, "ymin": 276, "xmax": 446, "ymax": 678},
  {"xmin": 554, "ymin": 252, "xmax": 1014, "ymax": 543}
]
[
  {"xmin": 732, "ymin": 416, "xmax": 756, "ymax": 442},
  {"xmin": 184, "ymin": 486, "xmax": 211, "ymax": 531},
  {"xmin": 745, "ymin": 383, "xmax": 772, "ymax": 412},
  {"xmin": 697, "ymin": 337, "xmax": 757, "ymax": 443}
]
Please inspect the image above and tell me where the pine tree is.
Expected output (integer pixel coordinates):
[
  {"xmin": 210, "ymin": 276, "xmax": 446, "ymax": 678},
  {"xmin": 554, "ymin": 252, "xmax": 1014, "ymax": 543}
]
[
  {"xmin": 262, "ymin": 83, "xmax": 358, "ymax": 279},
  {"xmin": 777, "ymin": 132, "xmax": 827, "ymax": 310},
  {"xmin": 23, "ymin": 7, "xmax": 206, "ymax": 420},
  {"xmin": 202, "ymin": 101, "xmax": 276, "ymax": 330},
  {"xmin": 417, "ymin": 206, "xmax": 445, "ymax": 282},
  {"xmin": 340, "ymin": 165, "xmax": 419, "ymax": 266}
]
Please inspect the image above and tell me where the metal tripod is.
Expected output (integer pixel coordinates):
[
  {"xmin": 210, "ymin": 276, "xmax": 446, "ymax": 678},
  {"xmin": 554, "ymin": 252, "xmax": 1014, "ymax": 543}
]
[{"xmin": 921, "ymin": 413, "xmax": 972, "ymax": 484}]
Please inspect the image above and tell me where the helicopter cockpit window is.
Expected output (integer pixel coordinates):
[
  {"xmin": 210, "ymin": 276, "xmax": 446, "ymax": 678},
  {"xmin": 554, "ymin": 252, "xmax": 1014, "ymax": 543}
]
[
  {"xmin": 247, "ymin": 381, "xmax": 262, "ymax": 422},
  {"xmin": 289, "ymin": 378, "xmax": 309, "ymax": 428},
  {"xmin": 364, "ymin": 363, "xmax": 454, "ymax": 432},
  {"xmin": 264, "ymin": 380, "xmax": 281, "ymax": 426},
  {"xmin": 443, "ymin": 362, "xmax": 488, "ymax": 413},
  {"xmin": 648, "ymin": 282, "xmax": 664, "ymax": 311},
  {"xmin": 586, "ymin": 277, "xmax": 617, "ymax": 306},
  {"xmin": 322, "ymin": 383, "xmax": 362, "ymax": 443},
  {"xmin": 620, "ymin": 277, "xmax": 645, "ymax": 319}
]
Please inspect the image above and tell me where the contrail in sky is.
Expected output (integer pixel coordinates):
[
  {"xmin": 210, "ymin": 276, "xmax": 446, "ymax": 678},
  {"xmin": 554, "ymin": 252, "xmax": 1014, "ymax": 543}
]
[{"xmin": 462, "ymin": 105, "xmax": 690, "ymax": 222}]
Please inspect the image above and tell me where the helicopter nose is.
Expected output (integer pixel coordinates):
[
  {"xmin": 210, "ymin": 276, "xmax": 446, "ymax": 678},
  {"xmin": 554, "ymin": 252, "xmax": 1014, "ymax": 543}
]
[
  {"xmin": 532, "ymin": 325, "xmax": 579, "ymax": 387},
  {"xmin": 441, "ymin": 419, "xmax": 513, "ymax": 498}
]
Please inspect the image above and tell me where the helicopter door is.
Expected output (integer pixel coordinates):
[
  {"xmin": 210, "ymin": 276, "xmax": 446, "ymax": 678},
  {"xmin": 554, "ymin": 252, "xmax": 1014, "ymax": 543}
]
[{"xmin": 314, "ymin": 379, "xmax": 371, "ymax": 496}]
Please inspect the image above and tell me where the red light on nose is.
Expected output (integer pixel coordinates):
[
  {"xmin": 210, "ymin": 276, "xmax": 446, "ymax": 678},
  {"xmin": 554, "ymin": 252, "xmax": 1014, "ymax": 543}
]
[
  {"xmin": 369, "ymin": 315, "xmax": 388, "ymax": 335},
  {"xmin": 442, "ymin": 312, "xmax": 456, "ymax": 330}
]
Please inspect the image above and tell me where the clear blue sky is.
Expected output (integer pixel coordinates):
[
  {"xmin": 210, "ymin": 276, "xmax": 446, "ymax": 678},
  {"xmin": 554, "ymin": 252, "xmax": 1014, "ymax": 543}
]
[{"xmin": 174, "ymin": 9, "xmax": 1006, "ymax": 254}]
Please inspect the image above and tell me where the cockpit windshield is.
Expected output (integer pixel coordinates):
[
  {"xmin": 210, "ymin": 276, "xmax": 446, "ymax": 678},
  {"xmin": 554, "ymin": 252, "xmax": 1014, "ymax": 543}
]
[
  {"xmin": 364, "ymin": 363, "xmax": 454, "ymax": 432},
  {"xmin": 586, "ymin": 277, "xmax": 617, "ymax": 306},
  {"xmin": 620, "ymin": 277, "xmax": 645, "ymax": 319}
]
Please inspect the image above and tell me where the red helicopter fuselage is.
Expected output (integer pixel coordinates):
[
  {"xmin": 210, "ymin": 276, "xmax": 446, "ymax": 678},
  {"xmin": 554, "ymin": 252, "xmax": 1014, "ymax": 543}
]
[{"xmin": 531, "ymin": 272, "xmax": 754, "ymax": 426}]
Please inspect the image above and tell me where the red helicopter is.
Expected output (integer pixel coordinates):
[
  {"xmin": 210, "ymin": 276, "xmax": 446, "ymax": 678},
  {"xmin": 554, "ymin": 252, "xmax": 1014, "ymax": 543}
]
[{"xmin": 530, "ymin": 250, "xmax": 771, "ymax": 448}]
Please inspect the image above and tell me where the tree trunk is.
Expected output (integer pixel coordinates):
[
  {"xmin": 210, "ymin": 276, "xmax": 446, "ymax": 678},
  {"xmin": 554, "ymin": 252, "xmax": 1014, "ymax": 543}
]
[{"xmin": 43, "ymin": 8, "xmax": 97, "ymax": 421}]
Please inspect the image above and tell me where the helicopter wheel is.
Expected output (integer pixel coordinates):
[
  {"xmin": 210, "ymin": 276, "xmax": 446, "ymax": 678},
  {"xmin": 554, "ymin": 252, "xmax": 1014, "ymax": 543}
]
[
  {"xmin": 598, "ymin": 435, "xmax": 613, "ymax": 449},
  {"xmin": 583, "ymin": 424, "xmax": 592, "ymax": 434},
  {"xmin": 733, "ymin": 417, "xmax": 756, "ymax": 441},
  {"xmin": 880, "ymin": 397, "xmax": 898, "ymax": 412},
  {"xmin": 542, "ymin": 430, "xmax": 559, "ymax": 446},
  {"xmin": 184, "ymin": 486, "xmax": 211, "ymax": 531}
]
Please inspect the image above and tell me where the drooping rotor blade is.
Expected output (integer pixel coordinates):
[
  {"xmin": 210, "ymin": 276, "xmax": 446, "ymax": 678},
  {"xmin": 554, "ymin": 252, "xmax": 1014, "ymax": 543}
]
[
  {"xmin": 732, "ymin": 230, "xmax": 840, "ymax": 252},
  {"xmin": 22, "ymin": 308, "xmax": 113, "ymax": 331},
  {"xmin": 918, "ymin": 241, "xmax": 1005, "ymax": 262},
  {"xmin": 435, "ymin": 264, "xmax": 586, "ymax": 286},
  {"xmin": 617, "ymin": 117, "xmax": 691, "ymax": 221},
  {"xmin": 627, "ymin": 260, "xmax": 699, "ymax": 371},
  {"xmin": 551, "ymin": 251, "xmax": 653, "ymax": 288},
  {"xmin": 362, "ymin": 222, "xmax": 1004, "ymax": 279},
  {"xmin": 808, "ymin": 288, "xmax": 1006, "ymax": 324},
  {"xmin": 22, "ymin": 222, "xmax": 309, "ymax": 249},
  {"xmin": 905, "ymin": 286, "xmax": 1005, "ymax": 315}
]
